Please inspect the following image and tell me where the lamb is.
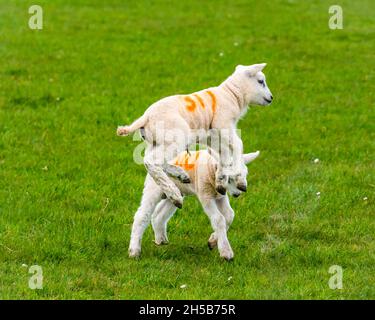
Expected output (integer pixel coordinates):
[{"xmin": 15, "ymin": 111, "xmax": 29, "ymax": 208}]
[
  {"xmin": 117, "ymin": 64, "xmax": 273, "ymax": 209},
  {"xmin": 128, "ymin": 149, "xmax": 260, "ymax": 260}
]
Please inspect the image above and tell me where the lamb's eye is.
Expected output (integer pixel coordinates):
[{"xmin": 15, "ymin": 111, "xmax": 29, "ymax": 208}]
[{"xmin": 258, "ymin": 79, "xmax": 264, "ymax": 85}]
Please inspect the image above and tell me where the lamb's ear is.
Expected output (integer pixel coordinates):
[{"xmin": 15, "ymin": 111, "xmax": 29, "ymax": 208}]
[
  {"xmin": 243, "ymin": 151, "xmax": 260, "ymax": 165},
  {"xmin": 248, "ymin": 63, "xmax": 267, "ymax": 76},
  {"xmin": 235, "ymin": 64, "xmax": 246, "ymax": 73}
]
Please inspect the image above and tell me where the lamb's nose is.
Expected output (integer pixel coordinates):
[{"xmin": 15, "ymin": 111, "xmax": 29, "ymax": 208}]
[{"xmin": 270, "ymin": 95, "xmax": 273, "ymax": 100}]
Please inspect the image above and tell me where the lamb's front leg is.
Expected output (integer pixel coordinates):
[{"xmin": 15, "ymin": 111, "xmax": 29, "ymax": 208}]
[
  {"xmin": 208, "ymin": 196, "xmax": 235, "ymax": 250},
  {"xmin": 129, "ymin": 175, "xmax": 163, "ymax": 258},
  {"xmin": 208, "ymin": 129, "xmax": 230, "ymax": 195},
  {"xmin": 151, "ymin": 199, "xmax": 177, "ymax": 245},
  {"xmin": 201, "ymin": 197, "xmax": 234, "ymax": 261},
  {"xmin": 216, "ymin": 128, "xmax": 246, "ymax": 192},
  {"xmin": 231, "ymin": 131, "xmax": 247, "ymax": 191}
]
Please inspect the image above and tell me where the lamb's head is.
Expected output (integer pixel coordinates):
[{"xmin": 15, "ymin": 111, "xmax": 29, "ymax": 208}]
[
  {"xmin": 213, "ymin": 151, "xmax": 260, "ymax": 197},
  {"xmin": 228, "ymin": 63, "xmax": 273, "ymax": 107},
  {"xmin": 226, "ymin": 151, "xmax": 260, "ymax": 197}
]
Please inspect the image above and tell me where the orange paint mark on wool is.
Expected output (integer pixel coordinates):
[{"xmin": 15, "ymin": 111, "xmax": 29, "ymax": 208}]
[
  {"xmin": 184, "ymin": 96, "xmax": 196, "ymax": 112},
  {"xmin": 206, "ymin": 90, "xmax": 217, "ymax": 113},
  {"xmin": 193, "ymin": 94, "xmax": 205, "ymax": 109},
  {"xmin": 173, "ymin": 151, "xmax": 200, "ymax": 170}
]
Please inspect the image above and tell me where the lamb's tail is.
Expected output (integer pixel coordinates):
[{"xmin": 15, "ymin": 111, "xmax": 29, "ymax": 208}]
[{"xmin": 117, "ymin": 114, "xmax": 148, "ymax": 136}]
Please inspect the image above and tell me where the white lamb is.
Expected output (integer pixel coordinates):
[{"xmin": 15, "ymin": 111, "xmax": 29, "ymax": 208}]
[
  {"xmin": 117, "ymin": 64, "xmax": 273, "ymax": 209},
  {"xmin": 129, "ymin": 149, "xmax": 260, "ymax": 260}
]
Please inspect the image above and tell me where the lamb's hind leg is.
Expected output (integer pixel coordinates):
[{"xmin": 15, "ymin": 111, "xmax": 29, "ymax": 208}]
[
  {"xmin": 163, "ymin": 163, "xmax": 191, "ymax": 184},
  {"xmin": 144, "ymin": 145, "xmax": 184, "ymax": 208},
  {"xmin": 151, "ymin": 199, "xmax": 177, "ymax": 245},
  {"xmin": 144, "ymin": 132, "xmax": 191, "ymax": 208},
  {"xmin": 129, "ymin": 175, "xmax": 163, "ymax": 258}
]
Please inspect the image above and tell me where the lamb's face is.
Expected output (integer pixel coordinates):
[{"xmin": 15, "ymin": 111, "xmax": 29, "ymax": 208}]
[
  {"xmin": 216, "ymin": 151, "xmax": 260, "ymax": 197},
  {"xmin": 232, "ymin": 64, "xmax": 273, "ymax": 106},
  {"xmin": 227, "ymin": 162, "xmax": 248, "ymax": 197}
]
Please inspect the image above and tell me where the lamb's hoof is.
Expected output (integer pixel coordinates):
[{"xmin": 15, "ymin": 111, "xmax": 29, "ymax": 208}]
[
  {"xmin": 236, "ymin": 184, "xmax": 247, "ymax": 192},
  {"xmin": 216, "ymin": 186, "xmax": 227, "ymax": 195},
  {"xmin": 154, "ymin": 239, "xmax": 169, "ymax": 246},
  {"xmin": 173, "ymin": 200, "xmax": 183, "ymax": 209},
  {"xmin": 220, "ymin": 253, "xmax": 234, "ymax": 262},
  {"xmin": 208, "ymin": 241, "xmax": 217, "ymax": 250},
  {"xmin": 117, "ymin": 126, "xmax": 129, "ymax": 136},
  {"xmin": 174, "ymin": 170, "xmax": 191, "ymax": 184},
  {"xmin": 220, "ymin": 248, "xmax": 234, "ymax": 261},
  {"xmin": 180, "ymin": 176, "xmax": 191, "ymax": 184},
  {"xmin": 128, "ymin": 248, "xmax": 141, "ymax": 259},
  {"xmin": 223, "ymin": 256, "xmax": 234, "ymax": 262},
  {"xmin": 168, "ymin": 192, "xmax": 183, "ymax": 208},
  {"xmin": 208, "ymin": 233, "xmax": 217, "ymax": 250}
]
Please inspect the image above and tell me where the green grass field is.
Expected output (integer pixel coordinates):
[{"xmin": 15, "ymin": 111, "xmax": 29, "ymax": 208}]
[{"xmin": 0, "ymin": 0, "xmax": 374, "ymax": 299}]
